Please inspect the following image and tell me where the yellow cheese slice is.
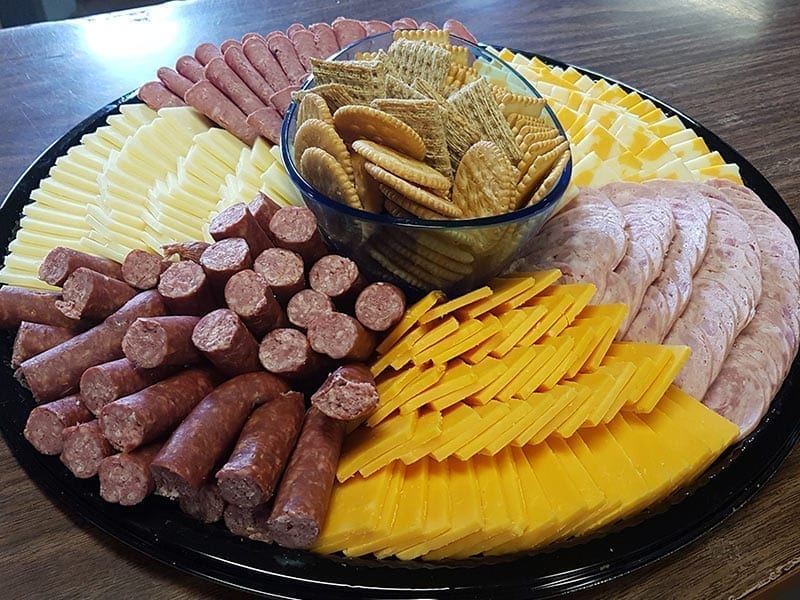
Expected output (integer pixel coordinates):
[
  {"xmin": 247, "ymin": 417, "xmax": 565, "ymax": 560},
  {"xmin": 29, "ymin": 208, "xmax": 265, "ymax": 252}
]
[
  {"xmin": 632, "ymin": 344, "xmax": 691, "ymax": 413},
  {"xmin": 514, "ymin": 335, "xmax": 574, "ymax": 399},
  {"xmin": 393, "ymin": 458, "xmax": 452, "ymax": 560},
  {"xmin": 491, "ymin": 269, "xmax": 562, "ymax": 311},
  {"xmin": 313, "ymin": 463, "xmax": 398, "ymax": 554},
  {"xmin": 451, "ymin": 401, "xmax": 512, "ymax": 460},
  {"xmin": 428, "ymin": 404, "xmax": 482, "ymax": 461},
  {"xmin": 560, "ymin": 322, "xmax": 605, "ymax": 380},
  {"xmin": 371, "ymin": 458, "xmax": 429, "ymax": 558},
  {"xmin": 376, "ymin": 290, "xmax": 446, "ymax": 354},
  {"xmin": 337, "ymin": 411, "xmax": 417, "ymax": 481},
  {"xmin": 582, "ymin": 361, "xmax": 637, "ymax": 428},
  {"xmin": 375, "ymin": 364, "xmax": 448, "ymax": 423},
  {"xmin": 518, "ymin": 293, "xmax": 574, "ymax": 346},
  {"xmin": 659, "ymin": 385, "xmax": 739, "ymax": 450},
  {"xmin": 469, "ymin": 346, "xmax": 540, "ymax": 404},
  {"xmin": 358, "ymin": 410, "xmax": 442, "ymax": 477},
  {"xmin": 420, "ymin": 315, "xmax": 502, "ymax": 366},
  {"xmin": 490, "ymin": 305, "xmax": 548, "ymax": 358},
  {"xmin": 575, "ymin": 304, "xmax": 628, "ymax": 371},
  {"xmin": 479, "ymin": 398, "xmax": 536, "ymax": 456},
  {"xmin": 342, "ymin": 462, "xmax": 405, "ymax": 557},
  {"xmin": 399, "ymin": 360, "xmax": 476, "ymax": 414},
  {"xmin": 529, "ymin": 382, "xmax": 592, "ymax": 445},
  {"xmin": 512, "ymin": 385, "xmax": 577, "ymax": 446},
  {"xmin": 456, "ymin": 277, "xmax": 538, "ymax": 320},
  {"xmin": 462, "ymin": 310, "xmax": 525, "ymax": 364},
  {"xmin": 370, "ymin": 321, "xmax": 431, "ymax": 376},
  {"xmin": 418, "ymin": 286, "xmax": 492, "ymax": 324},
  {"xmin": 555, "ymin": 369, "xmax": 616, "ymax": 438},
  {"xmin": 428, "ymin": 358, "xmax": 507, "ymax": 412}
]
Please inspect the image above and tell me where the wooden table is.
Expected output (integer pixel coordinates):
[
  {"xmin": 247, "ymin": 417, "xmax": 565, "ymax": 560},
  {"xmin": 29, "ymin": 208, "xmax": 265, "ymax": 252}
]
[{"xmin": 1, "ymin": 0, "xmax": 799, "ymax": 598}]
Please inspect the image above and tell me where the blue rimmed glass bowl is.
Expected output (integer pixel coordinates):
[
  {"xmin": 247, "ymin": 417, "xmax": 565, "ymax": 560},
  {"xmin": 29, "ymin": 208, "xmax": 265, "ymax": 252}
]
[{"xmin": 281, "ymin": 31, "xmax": 571, "ymax": 296}]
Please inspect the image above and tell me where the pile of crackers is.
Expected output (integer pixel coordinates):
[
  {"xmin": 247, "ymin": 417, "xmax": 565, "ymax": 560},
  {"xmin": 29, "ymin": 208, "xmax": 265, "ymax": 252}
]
[{"xmin": 292, "ymin": 30, "xmax": 571, "ymax": 222}]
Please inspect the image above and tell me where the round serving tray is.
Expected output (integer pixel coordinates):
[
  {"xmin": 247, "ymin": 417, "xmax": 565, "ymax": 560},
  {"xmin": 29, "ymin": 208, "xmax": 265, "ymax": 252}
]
[{"xmin": 1, "ymin": 49, "xmax": 799, "ymax": 599}]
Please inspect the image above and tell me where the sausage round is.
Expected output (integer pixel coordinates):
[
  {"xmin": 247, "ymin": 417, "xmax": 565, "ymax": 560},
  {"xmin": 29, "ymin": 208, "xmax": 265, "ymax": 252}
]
[
  {"xmin": 200, "ymin": 237, "xmax": 253, "ymax": 291},
  {"xmin": 122, "ymin": 315, "xmax": 201, "ymax": 369},
  {"xmin": 38, "ymin": 246, "xmax": 123, "ymax": 287},
  {"xmin": 216, "ymin": 390, "xmax": 305, "ymax": 507},
  {"xmin": 286, "ymin": 288, "xmax": 334, "ymax": 330},
  {"xmin": 80, "ymin": 358, "xmax": 178, "ymax": 416},
  {"xmin": 150, "ymin": 372, "xmax": 290, "ymax": 499},
  {"xmin": 268, "ymin": 206, "xmax": 328, "ymax": 264},
  {"xmin": 23, "ymin": 394, "xmax": 93, "ymax": 455},
  {"xmin": 253, "ymin": 247, "xmax": 306, "ymax": 305},
  {"xmin": 60, "ymin": 420, "xmax": 115, "ymax": 479},
  {"xmin": 247, "ymin": 192, "xmax": 282, "ymax": 234},
  {"xmin": 307, "ymin": 312, "xmax": 375, "ymax": 361},
  {"xmin": 224, "ymin": 503, "xmax": 273, "ymax": 542},
  {"xmin": 308, "ymin": 254, "xmax": 366, "ymax": 309},
  {"xmin": 191, "ymin": 308, "xmax": 262, "ymax": 376},
  {"xmin": 98, "ymin": 442, "xmax": 162, "ymax": 505},
  {"xmin": 158, "ymin": 260, "xmax": 216, "ymax": 316},
  {"xmin": 354, "ymin": 282, "xmax": 406, "ymax": 332},
  {"xmin": 122, "ymin": 249, "xmax": 169, "ymax": 290},
  {"xmin": 179, "ymin": 483, "xmax": 226, "ymax": 523},
  {"xmin": 310, "ymin": 363, "xmax": 379, "ymax": 421},
  {"xmin": 11, "ymin": 322, "xmax": 77, "ymax": 368},
  {"xmin": 266, "ymin": 407, "xmax": 346, "ymax": 549},
  {"xmin": 0, "ymin": 286, "xmax": 85, "ymax": 329},
  {"xmin": 259, "ymin": 327, "xmax": 323, "ymax": 379},
  {"xmin": 17, "ymin": 290, "xmax": 168, "ymax": 403},
  {"xmin": 56, "ymin": 267, "xmax": 138, "ymax": 321},
  {"xmin": 209, "ymin": 203, "xmax": 273, "ymax": 257},
  {"xmin": 224, "ymin": 269, "xmax": 285, "ymax": 337},
  {"xmin": 98, "ymin": 367, "xmax": 216, "ymax": 452}
]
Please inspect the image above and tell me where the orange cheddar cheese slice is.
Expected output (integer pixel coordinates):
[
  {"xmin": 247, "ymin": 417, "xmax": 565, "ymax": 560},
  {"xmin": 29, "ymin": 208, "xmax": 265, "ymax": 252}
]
[
  {"xmin": 605, "ymin": 342, "xmax": 672, "ymax": 408},
  {"xmin": 412, "ymin": 318, "xmax": 482, "ymax": 365},
  {"xmin": 574, "ymin": 303, "xmax": 627, "ymax": 371},
  {"xmin": 495, "ymin": 344, "xmax": 552, "ymax": 402},
  {"xmin": 398, "ymin": 360, "xmax": 474, "ymax": 415},
  {"xmin": 427, "ymin": 314, "xmax": 502, "ymax": 365},
  {"xmin": 513, "ymin": 385, "xmax": 577, "ymax": 447},
  {"xmin": 480, "ymin": 398, "xmax": 536, "ymax": 456},
  {"xmin": 313, "ymin": 463, "xmax": 398, "ymax": 554},
  {"xmin": 342, "ymin": 462, "xmax": 405, "ymax": 557},
  {"xmin": 337, "ymin": 411, "xmax": 417, "ymax": 481},
  {"xmin": 631, "ymin": 344, "xmax": 690, "ymax": 413},
  {"xmin": 469, "ymin": 346, "xmax": 540, "ymax": 404},
  {"xmin": 547, "ymin": 437, "xmax": 613, "ymax": 536},
  {"xmin": 429, "ymin": 403, "xmax": 483, "ymax": 461},
  {"xmin": 371, "ymin": 321, "xmax": 431, "ymax": 374},
  {"xmin": 418, "ymin": 286, "xmax": 493, "ymax": 325},
  {"xmin": 492, "ymin": 269, "xmax": 561, "ymax": 312},
  {"xmin": 540, "ymin": 326, "xmax": 597, "ymax": 390},
  {"xmin": 518, "ymin": 293, "xmax": 574, "ymax": 346},
  {"xmin": 372, "ymin": 458, "xmax": 430, "ymax": 559},
  {"xmin": 417, "ymin": 459, "xmax": 484, "ymax": 560},
  {"xmin": 358, "ymin": 410, "xmax": 442, "ymax": 477},
  {"xmin": 376, "ymin": 290, "xmax": 445, "ymax": 355},
  {"xmin": 391, "ymin": 316, "xmax": 460, "ymax": 368},
  {"xmin": 452, "ymin": 401, "xmax": 512, "ymax": 460},
  {"xmin": 514, "ymin": 335, "xmax": 574, "ymax": 399},
  {"xmin": 484, "ymin": 447, "xmax": 559, "ymax": 554},
  {"xmin": 490, "ymin": 305, "xmax": 548, "ymax": 358},
  {"xmin": 529, "ymin": 382, "xmax": 592, "ymax": 445},
  {"xmin": 462, "ymin": 309, "xmax": 525, "ymax": 364},
  {"xmin": 456, "ymin": 277, "xmax": 538, "ymax": 320},
  {"xmin": 582, "ymin": 361, "xmax": 637, "ymax": 428},
  {"xmin": 540, "ymin": 283, "xmax": 596, "ymax": 325},
  {"xmin": 367, "ymin": 363, "xmax": 446, "ymax": 426},
  {"xmin": 659, "ymin": 385, "xmax": 739, "ymax": 451},
  {"xmin": 429, "ymin": 358, "xmax": 507, "ymax": 412},
  {"xmin": 555, "ymin": 369, "xmax": 616, "ymax": 438},
  {"xmin": 561, "ymin": 321, "xmax": 605, "ymax": 379}
]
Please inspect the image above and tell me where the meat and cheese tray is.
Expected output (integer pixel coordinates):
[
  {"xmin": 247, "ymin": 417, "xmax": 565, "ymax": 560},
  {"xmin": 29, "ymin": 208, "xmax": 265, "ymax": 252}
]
[{"xmin": 1, "ymin": 16, "xmax": 799, "ymax": 599}]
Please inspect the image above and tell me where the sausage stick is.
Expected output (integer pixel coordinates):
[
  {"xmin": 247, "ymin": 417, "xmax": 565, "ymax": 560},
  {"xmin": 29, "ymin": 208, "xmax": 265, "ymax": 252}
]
[
  {"xmin": 122, "ymin": 315, "xmax": 202, "ymax": 369},
  {"xmin": 98, "ymin": 442, "xmax": 162, "ymax": 506},
  {"xmin": 11, "ymin": 322, "xmax": 77, "ymax": 368},
  {"xmin": 56, "ymin": 267, "xmax": 137, "ymax": 321},
  {"xmin": 23, "ymin": 395, "xmax": 93, "ymax": 455},
  {"xmin": 38, "ymin": 246, "xmax": 123, "ymax": 287},
  {"xmin": 80, "ymin": 358, "xmax": 178, "ymax": 416},
  {"xmin": 191, "ymin": 308, "xmax": 262, "ymax": 376},
  {"xmin": 310, "ymin": 363, "xmax": 379, "ymax": 421},
  {"xmin": 60, "ymin": 420, "xmax": 115, "ymax": 479}
]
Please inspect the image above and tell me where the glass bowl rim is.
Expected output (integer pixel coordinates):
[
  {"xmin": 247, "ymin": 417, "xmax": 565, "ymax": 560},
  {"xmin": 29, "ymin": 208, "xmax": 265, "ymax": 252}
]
[{"xmin": 280, "ymin": 30, "xmax": 572, "ymax": 229}]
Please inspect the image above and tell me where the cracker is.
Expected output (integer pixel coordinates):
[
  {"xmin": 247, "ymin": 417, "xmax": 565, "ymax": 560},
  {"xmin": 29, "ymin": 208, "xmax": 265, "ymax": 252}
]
[
  {"xmin": 385, "ymin": 38, "xmax": 451, "ymax": 91},
  {"xmin": 393, "ymin": 29, "xmax": 451, "ymax": 45},
  {"xmin": 350, "ymin": 152, "xmax": 384, "ymax": 213},
  {"xmin": 515, "ymin": 139, "xmax": 570, "ymax": 205},
  {"xmin": 443, "ymin": 63, "xmax": 480, "ymax": 95},
  {"xmin": 448, "ymin": 78, "xmax": 522, "ymax": 163},
  {"xmin": 452, "ymin": 141, "xmax": 515, "ymax": 217},
  {"xmin": 380, "ymin": 233, "xmax": 464, "ymax": 282},
  {"xmin": 515, "ymin": 126, "xmax": 560, "ymax": 148},
  {"xmin": 352, "ymin": 139, "xmax": 451, "ymax": 192},
  {"xmin": 526, "ymin": 147, "xmax": 571, "ymax": 206},
  {"xmin": 366, "ymin": 163, "xmax": 462, "ymax": 218},
  {"xmin": 506, "ymin": 113, "xmax": 549, "ymax": 135},
  {"xmin": 370, "ymin": 97, "xmax": 452, "ymax": 178},
  {"xmin": 365, "ymin": 243, "xmax": 431, "ymax": 290},
  {"xmin": 415, "ymin": 231, "xmax": 475, "ymax": 264},
  {"xmin": 388, "ymin": 230, "xmax": 474, "ymax": 275},
  {"xmin": 379, "ymin": 185, "xmax": 448, "ymax": 220},
  {"xmin": 496, "ymin": 90, "xmax": 547, "ymax": 118},
  {"xmin": 297, "ymin": 92, "xmax": 334, "ymax": 127},
  {"xmin": 515, "ymin": 135, "xmax": 566, "ymax": 183},
  {"xmin": 385, "ymin": 74, "xmax": 427, "ymax": 100},
  {"xmin": 333, "ymin": 104, "xmax": 427, "ymax": 160},
  {"xmin": 295, "ymin": 83, "xmax": 358, "ymax": 112},
  {"xmin": 369, "ymin": 237, "xmax": 455, "ymax": 287},
  {"xmin": 299, "ymin": 146, "xmax": 362, "ymax": 210},
  {"xmin": 293, "ymin": 118, "xmax": 353, "ymax": 181},
  {"xmin": 310, "ymin": 57, "xmax": 386, "ymax": 103}
]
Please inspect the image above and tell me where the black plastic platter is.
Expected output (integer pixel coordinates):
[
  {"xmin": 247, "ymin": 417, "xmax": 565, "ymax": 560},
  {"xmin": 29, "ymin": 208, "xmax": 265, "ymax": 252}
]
[{"xmin": 1, "ymin": 48, "xmax": 799, "ymax": 600}]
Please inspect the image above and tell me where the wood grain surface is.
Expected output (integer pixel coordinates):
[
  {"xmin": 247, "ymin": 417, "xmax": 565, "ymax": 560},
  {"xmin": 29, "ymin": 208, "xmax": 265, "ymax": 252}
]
[{"xmin": 1, "ymin": 0, "xmax": 799, "ymax": 598}]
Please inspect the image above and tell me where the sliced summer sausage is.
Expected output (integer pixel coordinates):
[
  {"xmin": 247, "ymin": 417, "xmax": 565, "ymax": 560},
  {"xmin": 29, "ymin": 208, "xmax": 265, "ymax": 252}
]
[
  {"xmin": 307, "ymin": 312, "xmax": 375, "ymax": 361},
  {"xmin": 179, "ymin": 483, "xmax": 226, "ymax": 523},
  {"xmin": 122, "ymin": 315, "xmax": 202, "ymax": 369},
  {"xmin": 150, "ymin": 372, "xmax": 290, "ymax": 499},
  {"xmin": 138, "ymin": 81, "xmax": 187, "ymax": 110},
  {"xmin": 156, "ymin": 66, "xmax": 194, "ymax": 99},
  {"xmin": 216, "ymin": 390, "xmax": 305, "ymax": 507},
  {"xmin": 56, "ymin": 267, "xmax": 138, "ymax": 321},
  {"xmin": 199, "ymin": 237, "xmax": 253, "ymax": 291},
  {"xmin": 266, "ymin": 407, "xmax": 346, "ymax": 549},
  {"xmin": 209, "ymin": 203, "xmax": 273, "ymax": 257},
  {"xmin": 191, "ymin": 308, "xmax": 262, "ymax": 376},
  {"xmin": 259, "ymin": 327, "xmax": 324, "ymax": 380},
  {"xmin": 17, "ymin": 290, "xmax": 168, "ymax": 403},
  {"xmin": 354, "ymin": 282, "xmax": 406, "ymax": 332},
  {"xmin": 60, "ymin": 420, "xmax": 115, "ymax": 479},
  {"xmin": 308, "ymin": 254, "xmax": 366, "ymax": 309},
  {"xmin": 158, "ymin": 260, "xmax": 216, "ymax": 316},
  {"xmin": 122, "ymin": 249, "xmax": 169, "ymax": 290},
  {"xmin": 80, "ymin": 358, "xmax": 178, "ymax": 416},
  {"xmin": 0, "ymin": 286, "xmax": 85, "ymax": 329},
  {"xmin": 224, "ymin": 269, "xmax": 285, "ymax": 337},
  {"xmin": 268, "ymin": 206, "xmax": 328, "ymax": 264},
  {"xmin": 286, "ymin": 288, "xmax": 334, "ymax": 330},
  {"xmin": 253, "ymin": 247, "xmax": 306, "ymax": 305},
  {"xmin": 98, "ymin": 442, "xmax": 162, "ymax": 506},
  {"xmin": 247, "ymin": 192, "xmax": 283, "ymax": 233},
  {"xmin": 310, "ymin": 363, "xmax": 379, "ymax": 421},
  {"xmin": 38, "ymin": 246, "xmax": 122, "ymax": 287},
  {"xmin": 23, "ymin": 394, "xmax": 93, "ymax": 455},
  {"xmin": 11, "ymin": 322, "xmax": 77, "ymax": 368},
  {"xmin": 224, "ymin": 503, "xmax": 273, "ymax": 542},
  {"xmin": 99, "ymin": 367, "xmax": 216, "ymax": 452}
]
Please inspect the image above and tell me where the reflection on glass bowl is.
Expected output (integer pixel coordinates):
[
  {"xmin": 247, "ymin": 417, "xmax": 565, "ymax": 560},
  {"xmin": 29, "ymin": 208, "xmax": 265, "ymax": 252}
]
[{"xmin": 281, "ymin": 31, "xmax": 571, "ymax": 297}]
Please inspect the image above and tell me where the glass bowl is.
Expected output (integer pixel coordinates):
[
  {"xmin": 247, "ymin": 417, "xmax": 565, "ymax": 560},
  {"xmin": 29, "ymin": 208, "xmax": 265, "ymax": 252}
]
[{"xmin": 281, "ymin": 31, "xmax": 571, "ymax": 297}]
